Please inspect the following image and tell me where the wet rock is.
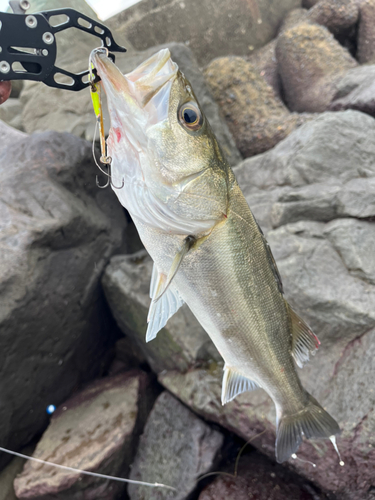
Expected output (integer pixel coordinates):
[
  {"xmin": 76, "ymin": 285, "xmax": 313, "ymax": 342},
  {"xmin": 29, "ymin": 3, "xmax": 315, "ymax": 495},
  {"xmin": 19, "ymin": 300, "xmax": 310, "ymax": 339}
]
[
  {"xmin": 324, "ymin": 218, "xmax": 375, "ymax": 285},
  {"xmin": 357, "ymin": 0, "xmax": 375, "ymax": 63},
  {"xmin": 198, "ymin": 452, "xmax": 322, "ymax": 500},
  {"xmin": 108, "ymin": 0, "xmax": 302, "ymax": 66},
  {"xmin": 307, "ymin": 0, "xmax": 359, "ymax": 34},
  {"xmin": 102, "ymin": 251, "xmax": 220, "ymax": 374},
  {"xmin": 0, "ymin": 130, "xmax": 126, "ymax": 466},
  {"xmin": 14, "ymin": 371, "xmax": 156, "ymax": 500},
  {"xmin": 20, "ymin": 43, "xmax": 241, "ymax": 168},
  {"xmin": 128, "ymin": 391, "xmax": 224, "ymax": 500},
  {"xmin": 329, "ymin": 65, "xmax": 375, "ymax": 116},
  {"xmin": 276, "ymin": 22, "xmax": 357, "ymax": 112},
  {"xmin": 204, "ymin": 56, "xmax": 309, "ymax": 157}
]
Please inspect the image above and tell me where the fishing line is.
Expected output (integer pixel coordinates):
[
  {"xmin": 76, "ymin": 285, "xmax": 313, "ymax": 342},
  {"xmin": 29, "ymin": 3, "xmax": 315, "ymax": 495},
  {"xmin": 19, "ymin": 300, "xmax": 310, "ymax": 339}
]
[{"xmin": 0, "ymin": 447, "xmax": 177, "ymax": 491}]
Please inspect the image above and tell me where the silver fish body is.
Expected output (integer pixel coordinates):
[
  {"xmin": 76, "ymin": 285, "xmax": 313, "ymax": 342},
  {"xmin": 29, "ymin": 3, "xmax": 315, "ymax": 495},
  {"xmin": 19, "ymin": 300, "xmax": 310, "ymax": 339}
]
[{"xmin": 91, "ymin": 47, "xmax": 340, "ymax": 462}]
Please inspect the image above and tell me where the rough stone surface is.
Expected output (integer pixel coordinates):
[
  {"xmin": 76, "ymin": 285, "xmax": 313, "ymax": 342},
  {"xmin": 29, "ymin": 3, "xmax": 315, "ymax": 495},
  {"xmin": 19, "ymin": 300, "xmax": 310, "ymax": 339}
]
[
  {"xmin": 128, "ymin": 391, "xmax": 224, "ymax": 500},
  {"xmin": 307, "ymin": 0, "xmax": 359, "ymax": 34},
  {"xmin": 276, "ymin": 22, "xmax": 357, "ymax": 112},
  {"xmin": 204, "ymin": 57, "xmax": 310, "ymax": 157},
  {"xmin": 20, "ymin": 43, "xmax": 241, "ymax": 167},
  {"xmin": 0, "ymin": 99, "xmax": 24, "ymax": 131},
  {"xmin": 108, "ymin": 0, "xmax": 302, "ymax": 66},
  {"xmin": 329, "ymin": 65, "xmax": 375, "ymax": 116},
  {"xmin": 357, "ymin": 0, "xmax": 375, "ymax": 63},
  {"xmin": 158, "ymin": 111, "xmax": 375, "ymax": 499},
  {"xmin": 102, "ymin": 251, "xmax": 220, "ymax": 374},
  {"xmin": 15, "ymin": 371, "xmax": 156, "ymax": 500},
  {"xmin": 198, "ymin": 452, "xmax": 324, "ymax": 500},
  {"xmin": 303, "ymin": 0, "xmax": 320, "ymax": 6},
  {"xmin": 0, "ymin": 129, "xmax": 126, "ymax": 466},
  {"xmin": 247, "ymin": 40, "xmax": 281, "ymax": 97},
  {"xmin": 0, "ymin": 446, "xmax": 33, "ymax": 500}
]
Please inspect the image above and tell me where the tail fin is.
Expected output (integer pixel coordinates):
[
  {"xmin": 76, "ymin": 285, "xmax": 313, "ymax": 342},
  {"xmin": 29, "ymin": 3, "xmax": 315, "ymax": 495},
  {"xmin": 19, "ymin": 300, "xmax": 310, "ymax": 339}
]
[{"xmin": 276, "ymin": 393, "xmax": 340, "ymax": 463}]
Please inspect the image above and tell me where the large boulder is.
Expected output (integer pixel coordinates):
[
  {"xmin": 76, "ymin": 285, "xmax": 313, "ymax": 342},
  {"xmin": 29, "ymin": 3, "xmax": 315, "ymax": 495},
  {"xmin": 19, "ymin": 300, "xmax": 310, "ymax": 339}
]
[
  {"xmin": 20, "ymin": 43, "xmax": 241, "ymax": 167},
  {"xmin": 204, "ymin": 56, "xmax": 310, "ymax": 157},
  {"xmin": 14, "ymin": 371, "xmax": 156, "ymax": 500},
  {"xmin": 107, "ymin": 0, "xmax": 302, "ymax": 66},
  {"xmin": 128, "ymin": 391, "xmax": 224, "ymax": 500},
  {"xmin": 276, "ymin": 22, "xmax": 357, "ymax": 112},
  {"xmin": 0, "ymin": 126, "xmax": 126, "ymax": 466},
  {"xmin": 157, "ymin": 111, "xmax": 375, "ymax": 499}
]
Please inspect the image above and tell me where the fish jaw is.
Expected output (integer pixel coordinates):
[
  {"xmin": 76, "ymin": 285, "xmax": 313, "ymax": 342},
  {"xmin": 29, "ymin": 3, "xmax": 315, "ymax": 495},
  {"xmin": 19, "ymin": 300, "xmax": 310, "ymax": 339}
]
[{"xmin": 91, "ymin": 48, "xmax": 229, "ymax": 235}]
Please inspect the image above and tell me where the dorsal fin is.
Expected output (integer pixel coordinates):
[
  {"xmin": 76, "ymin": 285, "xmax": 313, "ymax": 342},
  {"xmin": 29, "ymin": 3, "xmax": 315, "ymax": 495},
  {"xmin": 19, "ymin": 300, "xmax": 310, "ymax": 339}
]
[
  {"xmin": 146, "ymin": 264, "xmax": 184, "ymax": 342},
  {"xmin": 221, "ymin": 365, "xmax": 260, "ymax": 405},
  {"xmin": 287, "ymin": 304, "xmax": 320, "ymax": 368}
]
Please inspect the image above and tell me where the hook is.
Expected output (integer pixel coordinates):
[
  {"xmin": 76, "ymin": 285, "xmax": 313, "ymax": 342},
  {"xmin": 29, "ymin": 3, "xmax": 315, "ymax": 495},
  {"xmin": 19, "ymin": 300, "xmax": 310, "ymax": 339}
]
[{"xmin": 91, "ymin": 121, "xmax": 124, "ymax": 190}]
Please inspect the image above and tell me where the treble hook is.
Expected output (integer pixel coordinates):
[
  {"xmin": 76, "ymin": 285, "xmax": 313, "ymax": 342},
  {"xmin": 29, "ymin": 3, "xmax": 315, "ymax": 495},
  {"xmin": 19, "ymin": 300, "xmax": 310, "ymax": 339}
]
[
  {"xmin": 95, "ymin": 162, "xmax": 124, "ymax": 190},
  {"xmin": 92, "ymin": 122, "xmax": 124, "ymax": 189}
]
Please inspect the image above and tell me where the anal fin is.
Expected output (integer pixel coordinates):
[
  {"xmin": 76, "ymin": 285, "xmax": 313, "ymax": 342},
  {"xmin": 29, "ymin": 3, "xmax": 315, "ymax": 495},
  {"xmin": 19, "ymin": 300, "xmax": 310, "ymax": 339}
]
[
  {"xmin": 146, "ymin": 264, "xmax": 185, "ymax": 342},
  {"xmin": 288, "ymin": 304, "xmax": 320, "ymax": 368},
  {"xmin": 221, "ymin": 365, "xmax": 260, "ymax": 405}
]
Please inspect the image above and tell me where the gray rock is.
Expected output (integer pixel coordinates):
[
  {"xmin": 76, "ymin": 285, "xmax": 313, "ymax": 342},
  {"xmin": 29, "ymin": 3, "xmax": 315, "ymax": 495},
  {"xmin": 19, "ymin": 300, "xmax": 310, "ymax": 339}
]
[
  {"xmin": 157, "ymin": 110, "xmax": 375, "ymax": 499},
  {"xmin": 276, "ymin": 22, "xmax": 357, "ymax": 112},
  {"xmin": 102, "ymin": 251, "xmax": 220, "ymax": 374},
  {"xmin": 330, "ymin": 65, "xmax": 375, "ymax": 116},
  {"xmin": 324, "ymin": 218, "xmax": 375, "ymax": 285},
  {"xmin": 0, "ymin": 99, "xmax": 24, "ymax": 131},
  {"xmin": 357, "ymin": 0, "xmax": 375, "ymax": 64},
  {"xmin": 108, "ymin": 0, "xmax": 302, "ymax": 66},
  {"xmin": 307, "ymin": 0, "xmax": 359, "ymax": 34},
  {"xmin": 20, "ymin": 43, "xmax": 241, "ymax": 167},
  {"xmin": 128, "ymin": 391, "xmax": 224, "ymax": 500},
  {"xmin": 247, "ymin": 39, "xmax": 281, "ymax": 97},
  {"xmin": 0, "ymin": 129, "xmax": 126, "ymax": 466},
  {"xmin": 14, "ymin": 371, "xmax": 156, "ymax": 500}
]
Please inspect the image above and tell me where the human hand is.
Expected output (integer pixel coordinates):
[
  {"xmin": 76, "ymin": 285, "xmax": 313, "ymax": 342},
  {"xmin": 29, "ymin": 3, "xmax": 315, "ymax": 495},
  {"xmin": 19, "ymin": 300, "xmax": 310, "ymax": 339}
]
[{"xmin": 0, "ymin": 81, "xmax": 12, "ymax": 105}]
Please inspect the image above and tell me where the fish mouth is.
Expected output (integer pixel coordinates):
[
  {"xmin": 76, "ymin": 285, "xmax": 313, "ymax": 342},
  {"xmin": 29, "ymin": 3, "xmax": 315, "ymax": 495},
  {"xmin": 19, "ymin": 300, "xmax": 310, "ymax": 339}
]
[{"xmin": 90, "ymin": 47, "xmax": 178, "ymax": 115}]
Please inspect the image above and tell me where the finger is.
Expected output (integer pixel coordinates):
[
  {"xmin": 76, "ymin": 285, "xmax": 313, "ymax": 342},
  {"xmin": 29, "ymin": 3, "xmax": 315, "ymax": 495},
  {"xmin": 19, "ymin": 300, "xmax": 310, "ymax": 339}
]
[{"xmin": 0, "ymin": 81, "xmax": 12, "ymax": 105}]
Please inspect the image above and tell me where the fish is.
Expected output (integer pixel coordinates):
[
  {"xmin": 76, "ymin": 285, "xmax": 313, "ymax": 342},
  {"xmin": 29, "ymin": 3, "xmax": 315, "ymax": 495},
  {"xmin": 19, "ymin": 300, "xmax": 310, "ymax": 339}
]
[{"xmin": 90, "ymin": 47, "xmax": 340, "ymax": 463}]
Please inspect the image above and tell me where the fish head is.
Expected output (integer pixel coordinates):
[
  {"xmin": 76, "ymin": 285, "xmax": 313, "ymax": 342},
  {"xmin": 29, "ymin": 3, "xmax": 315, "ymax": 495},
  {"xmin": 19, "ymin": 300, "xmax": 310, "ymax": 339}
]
[{"xmin": 91, "ymin": 48, "xmax": 230, "ymax": 235}]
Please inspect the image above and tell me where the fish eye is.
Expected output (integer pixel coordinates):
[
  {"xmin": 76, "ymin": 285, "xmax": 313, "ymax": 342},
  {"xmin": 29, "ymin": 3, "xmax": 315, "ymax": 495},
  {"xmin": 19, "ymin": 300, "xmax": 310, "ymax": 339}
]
[{"xmin": 178, "ymin": 102, "xmax": 203, "ymax": 132}]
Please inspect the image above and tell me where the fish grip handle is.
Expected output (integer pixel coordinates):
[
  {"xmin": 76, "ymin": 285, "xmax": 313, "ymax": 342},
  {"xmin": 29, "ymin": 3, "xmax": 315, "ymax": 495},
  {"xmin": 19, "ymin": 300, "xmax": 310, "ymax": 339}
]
[{"xmin": 0, "ymin": 8, "xmax": 126, "ymax": 91}]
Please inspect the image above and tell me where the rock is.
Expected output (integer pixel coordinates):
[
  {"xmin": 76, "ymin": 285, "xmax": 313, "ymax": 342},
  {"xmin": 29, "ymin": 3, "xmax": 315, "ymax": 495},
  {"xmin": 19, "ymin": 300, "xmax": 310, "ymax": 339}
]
[
  {"xmin": 0, "ymin": 129, "xmax": 127, "ymax": 466},
  {"xmin": 198, "ymin": 452, "xmax": 323, "ymax": 500},
  {"xmin": 102, "ymin": 251, "xmax": 220, "ymax": 374},
  {"xmin": 128, "ymin": 391, "xmax": 224, "ymax": 500},
  {"xmin": 0, "ymin": 98, "xmax": 24, "ymax": 131},
  {"xmin": 14, "ymin": 371, "xmax": 156, "ymax": 500},
  {"xmin": 108, "ymin": 0, "xmax": 302, "ymax": 67},
  {"xmin": 204, "ymin": 56, "xmax": 310, "ymax": 157},
  {"xmin": 279, "ymin": 7, "xmax": 309, "ymax": 31},
  {"xmin": 357, "ymin": 0, "xmax": 375, "ymax": 63},
  {"xmin": 20, "ymin": 43, "xmax": 241, "ymax": 167},
  {"xmin": 276, "ymin": 22, "xmax": 357, "ymax": 112},
  {"xmin": 324, "ymin": 218, "xmax": 375, "ymax": 285},
  {"xmin": 329, "ymin": 65, "xmax": 375, "ymax": 116},
  {"xmin": 303, "ymin": 0, "xmax": 320, "ymax": 6},
  {"xmin": 307, "ymin": 0, "xmax": 359, "ymax": 34},
  {"xmin": 158, "ymin": 111, "xmax": 375, "ymax": 499},
  {"xmin": 9, "ymin": 80, "xmax": 23, "ymax": 99},
  {"xmin": 247, "ymin": 40, "xmax": 282, "ymax": 97},
  {"xmin": 0, "ymin": 121, "xmax": 26, "ymax": 155},
  {"xmin": 0, "ymin": 446, "xmax": 33, "ymax": 500}
]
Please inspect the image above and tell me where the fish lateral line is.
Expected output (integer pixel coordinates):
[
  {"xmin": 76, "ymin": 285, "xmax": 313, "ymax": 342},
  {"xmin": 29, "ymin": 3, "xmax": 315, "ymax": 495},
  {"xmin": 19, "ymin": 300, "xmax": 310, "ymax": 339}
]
[{"xmin": 0, "ymin": 447, "xmax": 176, "ymax": 491}]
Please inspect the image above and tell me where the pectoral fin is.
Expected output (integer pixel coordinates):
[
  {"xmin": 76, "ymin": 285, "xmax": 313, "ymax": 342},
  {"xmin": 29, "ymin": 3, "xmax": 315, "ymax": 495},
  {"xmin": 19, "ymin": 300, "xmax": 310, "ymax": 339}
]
[
  {"xmin": 146, "ymin": 264, "xmax": 185, "ymax": 343},
  {"xmin": 154, "ymin": 235, "xmax": 196, "ymax": 302},
  {"xmin": 221, "ymin": 365, "xmax": 260, "ymax": 405},
  {"xmin": 288, "ymin": 304, "xmax": 320, "ymax": 368}
]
